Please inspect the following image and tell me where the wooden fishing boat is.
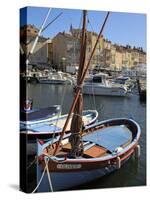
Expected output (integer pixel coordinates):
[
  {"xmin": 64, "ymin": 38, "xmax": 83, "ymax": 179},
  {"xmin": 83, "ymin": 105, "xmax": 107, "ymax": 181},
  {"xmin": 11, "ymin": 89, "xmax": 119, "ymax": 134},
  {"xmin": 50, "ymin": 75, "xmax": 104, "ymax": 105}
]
[
  {"xmin": 37, "ymin": 118, "xmax": 141, "ymax": 191},
  {"xmin": 35, "ymin": 10, "xmax": 141, "ymax": 192}
]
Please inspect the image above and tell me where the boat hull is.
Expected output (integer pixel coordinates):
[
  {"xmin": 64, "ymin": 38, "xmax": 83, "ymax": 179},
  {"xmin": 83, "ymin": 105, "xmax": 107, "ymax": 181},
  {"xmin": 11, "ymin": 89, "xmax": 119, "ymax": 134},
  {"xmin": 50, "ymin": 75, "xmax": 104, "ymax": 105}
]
[
  {"xmin": 38, "ymin": 75, "xmax": 73, "ymax": 85},
  {"xmin": 37, "ymin": 118, "xmax": 141, "ymax": 191},
  {"xmin": 37, "ymin": 149, "xmax": 134, "ymax": 192},
  {"xmin": 83, "ymin": 84, "xmax": 127, "ymax": 96},
  {"xmin": 20, "ymin": 110, "xmax": 98, "ymax": 139},
  {"xmin": 38, "ymin": 79, "xmax": 69, "ymax": 84},
  {"xmin": 37, "ymin": 164, "xmax": 116, "ymax": 192}
]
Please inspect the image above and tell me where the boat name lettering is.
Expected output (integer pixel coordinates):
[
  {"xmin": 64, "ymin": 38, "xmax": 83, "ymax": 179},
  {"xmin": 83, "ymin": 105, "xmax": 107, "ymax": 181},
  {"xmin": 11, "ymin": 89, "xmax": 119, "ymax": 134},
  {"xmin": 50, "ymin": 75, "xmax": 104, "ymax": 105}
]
[{"xmin": 57, "ymin": 164, "xmax": 82, "ymax": 169}]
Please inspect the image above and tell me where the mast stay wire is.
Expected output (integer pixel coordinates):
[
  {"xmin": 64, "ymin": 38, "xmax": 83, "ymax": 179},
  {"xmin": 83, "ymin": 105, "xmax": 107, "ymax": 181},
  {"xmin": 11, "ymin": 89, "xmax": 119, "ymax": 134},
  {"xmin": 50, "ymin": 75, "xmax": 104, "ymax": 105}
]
[
  {"xmin": 86, "ymin": 14, "xmax": 97, "ymax": 111},
  {"xmin": 49, "ymin": 81, "xmax": 68, "ymax": 148}
]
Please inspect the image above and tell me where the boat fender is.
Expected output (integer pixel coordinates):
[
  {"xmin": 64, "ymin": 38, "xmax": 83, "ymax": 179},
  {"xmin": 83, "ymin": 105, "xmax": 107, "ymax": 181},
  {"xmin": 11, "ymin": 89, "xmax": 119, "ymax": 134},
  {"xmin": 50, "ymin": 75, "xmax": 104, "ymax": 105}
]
[
  {"xmin": 112, "ymin": 147, "xmax": 123, "ymax": 155},
  {"xmin": 135, "ymin": 144, "xmax": 141, "ymax": 159},
  {"xmin": 116, "ymin": 156, "xmax": 121, "ymax": 169}
]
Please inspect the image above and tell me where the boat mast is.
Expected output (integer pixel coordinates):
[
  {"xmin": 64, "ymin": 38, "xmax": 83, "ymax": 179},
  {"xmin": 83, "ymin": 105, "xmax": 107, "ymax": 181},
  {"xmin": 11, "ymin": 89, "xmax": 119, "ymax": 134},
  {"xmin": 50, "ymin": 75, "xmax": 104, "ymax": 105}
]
[
  {"xmin": 53, "ymin": 11, "xmax": 110, "ymax": 156},
  {"xmin": 69, "ymin": 10, "xmax": 87, "ymax": 158}
]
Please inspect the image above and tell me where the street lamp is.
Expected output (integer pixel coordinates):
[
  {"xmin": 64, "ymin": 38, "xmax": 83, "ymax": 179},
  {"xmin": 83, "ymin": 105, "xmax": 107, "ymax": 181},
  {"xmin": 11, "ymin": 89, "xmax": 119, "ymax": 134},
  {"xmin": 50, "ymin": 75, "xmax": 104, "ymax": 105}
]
[{"xmin": 61, "ymin": 57, "xmax": 66, "ymax": 72}]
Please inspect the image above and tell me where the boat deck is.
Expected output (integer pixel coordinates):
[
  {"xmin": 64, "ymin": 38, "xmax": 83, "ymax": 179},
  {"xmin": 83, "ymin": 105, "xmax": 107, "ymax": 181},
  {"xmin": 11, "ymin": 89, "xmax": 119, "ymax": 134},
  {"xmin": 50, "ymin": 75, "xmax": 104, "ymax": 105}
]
[
  {"xmin": 61, "ymin": 142, "xmax": 108, "ymax": 158},
  {"xmin": 43, "ymin": 124, "xmax": 133, "ymax": 159},
  {"xmin": 83, "ymin": 125, "xmax": 132, "ymax": 152}
]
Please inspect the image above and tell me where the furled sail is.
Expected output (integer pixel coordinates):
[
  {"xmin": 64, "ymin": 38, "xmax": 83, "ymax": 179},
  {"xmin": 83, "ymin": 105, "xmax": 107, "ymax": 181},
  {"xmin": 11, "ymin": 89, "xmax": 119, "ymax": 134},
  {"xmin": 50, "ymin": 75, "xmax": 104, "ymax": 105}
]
[{"xmin": 69, "ymin": 10, "xmax": 87, "ymax": 158}]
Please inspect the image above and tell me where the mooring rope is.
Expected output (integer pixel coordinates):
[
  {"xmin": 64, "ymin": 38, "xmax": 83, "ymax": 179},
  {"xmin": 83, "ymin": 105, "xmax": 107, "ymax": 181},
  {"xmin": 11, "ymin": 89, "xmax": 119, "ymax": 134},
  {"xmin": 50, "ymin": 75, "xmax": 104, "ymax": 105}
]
[
  {"xmin": 45, "ymin": 158, "xmax": 54, "ymax": 192},
  {"xmin": 31, "ymin": 164, "xmax": 47, "ymax": 193},
  {"xmin": 31, "ymin": 157, "xmax": 54, "ymax": 193},
  {"xmin": 27, "ymin": 156, "xmax": 37, "ymax": 170}
]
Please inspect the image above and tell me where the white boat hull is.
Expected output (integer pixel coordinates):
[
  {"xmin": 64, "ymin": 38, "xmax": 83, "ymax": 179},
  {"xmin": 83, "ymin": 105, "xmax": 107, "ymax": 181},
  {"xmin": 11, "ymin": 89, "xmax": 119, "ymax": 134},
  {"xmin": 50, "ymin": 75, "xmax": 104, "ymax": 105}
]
[
  {"xmin": 83, "ymin": 84, "xmax": 127, "ymax": 96},
  {"xmin": 24, "ymin": 110, "xmax": 98, "ymax": 155},
  {"xmin": 38, "ymin": 79, "xmax": 68, "ymax": 84}
]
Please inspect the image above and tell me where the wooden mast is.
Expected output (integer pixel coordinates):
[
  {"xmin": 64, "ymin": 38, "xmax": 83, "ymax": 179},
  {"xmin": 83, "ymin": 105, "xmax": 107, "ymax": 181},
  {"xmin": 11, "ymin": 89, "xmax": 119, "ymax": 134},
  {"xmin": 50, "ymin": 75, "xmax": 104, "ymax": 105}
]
[
  {"xmin": 53, "ymin": 11, "xmax": 110, "ymax": 156},
  {"xmin": 69, "ymin": 10, "xmax": 87, "ymax": 157}
]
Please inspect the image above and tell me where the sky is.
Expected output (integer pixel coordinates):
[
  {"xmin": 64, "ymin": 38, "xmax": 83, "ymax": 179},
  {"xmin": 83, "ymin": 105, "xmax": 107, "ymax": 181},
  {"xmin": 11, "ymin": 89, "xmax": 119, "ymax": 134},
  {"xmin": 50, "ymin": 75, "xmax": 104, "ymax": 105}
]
[{"xmin": 20, "ymin": 6, "xmax": 147, "ymax": 51}]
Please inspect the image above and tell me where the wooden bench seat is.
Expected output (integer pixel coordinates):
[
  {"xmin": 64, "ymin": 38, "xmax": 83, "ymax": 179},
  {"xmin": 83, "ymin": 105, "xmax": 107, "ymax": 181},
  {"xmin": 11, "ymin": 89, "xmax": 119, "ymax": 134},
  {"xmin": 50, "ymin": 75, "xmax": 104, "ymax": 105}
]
[{"xmin": 84, "ymin": 145, "xmax": 107, "ymax": 158}]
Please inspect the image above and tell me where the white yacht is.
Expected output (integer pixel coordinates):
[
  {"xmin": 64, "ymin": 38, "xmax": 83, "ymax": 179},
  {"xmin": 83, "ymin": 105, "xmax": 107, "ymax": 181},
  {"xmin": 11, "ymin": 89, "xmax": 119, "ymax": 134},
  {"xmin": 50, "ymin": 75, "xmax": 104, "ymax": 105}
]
[{"xmin": 83, "ymin": 73, "xmax": 128, "ymax": 96}]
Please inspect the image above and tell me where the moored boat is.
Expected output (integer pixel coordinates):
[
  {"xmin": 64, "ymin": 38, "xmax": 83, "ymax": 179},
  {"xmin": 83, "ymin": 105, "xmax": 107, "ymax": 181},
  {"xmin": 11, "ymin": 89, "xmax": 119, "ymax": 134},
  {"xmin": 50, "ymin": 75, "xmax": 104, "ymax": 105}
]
[
  {"xmin": 37, "ymin": 71, "xmax": 74, "ymax": 85},
  {"xmin": 34, "ymin": 10, "xmax": 141, "ymax": 193},
  {"xmin": 21, "ymin": 109, "xmax": 98, "ymax": 155},
  {"xmin": 20, "ymin": 102, "xmax": 61, "ymax": 124},
  {"xmin": 37, "ymin": 118, "xmax": 141, "ymax": 191},
  {"xmin": 112, "ymin": 76, "xmax": 135, "ymax": 90},
  {"xmin": 20, "ymin": 110, "xmax": 98, "ymax": 138},
  {"xmin": 83, "ymin": 73, "xmax": 129, "ymax": 96}
]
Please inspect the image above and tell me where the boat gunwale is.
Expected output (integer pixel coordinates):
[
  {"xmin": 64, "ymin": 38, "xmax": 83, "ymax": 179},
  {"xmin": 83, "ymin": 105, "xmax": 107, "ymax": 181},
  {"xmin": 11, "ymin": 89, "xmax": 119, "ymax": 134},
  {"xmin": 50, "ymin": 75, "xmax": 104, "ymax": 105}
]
[
  {"xmin": 20, "ymin": 110, "xmax": 99, "ymax": 135},
  {"xmin": 40, "ymin": 118, "xmax": 141, "ymax": 164}
]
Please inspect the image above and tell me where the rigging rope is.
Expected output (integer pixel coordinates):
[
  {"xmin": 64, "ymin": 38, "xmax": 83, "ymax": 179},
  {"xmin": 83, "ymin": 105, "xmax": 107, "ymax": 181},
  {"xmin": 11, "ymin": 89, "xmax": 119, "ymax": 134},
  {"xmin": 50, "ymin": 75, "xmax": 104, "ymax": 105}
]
[
  {"xmin": 87, "ymin": 16, "xmax": 95, "ymax": 33},
  {"xmin": 86, "ymin": 14, "xmax": 97, "ymax": 111},
  {"xmin": 91, "ymin": 80, "xmax": 97, "ymax": 110},
  {"xmin": 27, "ymin": 156, "xmax": 37, "ymax": 170},
  {"xmin": 49, "ymin": 81, "xmax": 68, "ymax": 147}
]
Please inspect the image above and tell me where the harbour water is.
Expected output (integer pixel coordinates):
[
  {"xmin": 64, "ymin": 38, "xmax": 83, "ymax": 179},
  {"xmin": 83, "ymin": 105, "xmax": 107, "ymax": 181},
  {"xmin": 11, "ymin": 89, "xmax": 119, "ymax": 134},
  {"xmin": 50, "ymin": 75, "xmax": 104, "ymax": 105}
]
[{"xmin": 27, "ymin": 83, "xmax": 146, "ymax": 192}]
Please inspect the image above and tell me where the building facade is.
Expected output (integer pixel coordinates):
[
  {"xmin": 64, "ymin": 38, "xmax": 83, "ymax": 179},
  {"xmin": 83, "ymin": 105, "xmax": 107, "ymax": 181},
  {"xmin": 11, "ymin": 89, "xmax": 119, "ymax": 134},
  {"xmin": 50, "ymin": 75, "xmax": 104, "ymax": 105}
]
[
  {"xmin": 52, "ymin": 32, "xmax": 80, "ymax": 71},
  {"xmin": 52, "ymin": 27, "xmax": 146, "ymax": 72},
  {"xmin": 20, "ymin": 24, "xmax": 50, "ymax": 69},
  {"xmin": 20, "ymin": 24, "xmax": 146, "ymax": 71},
  {"xmin": 52, "ymin": 27, "xmax": 105, "ymax": 71}
]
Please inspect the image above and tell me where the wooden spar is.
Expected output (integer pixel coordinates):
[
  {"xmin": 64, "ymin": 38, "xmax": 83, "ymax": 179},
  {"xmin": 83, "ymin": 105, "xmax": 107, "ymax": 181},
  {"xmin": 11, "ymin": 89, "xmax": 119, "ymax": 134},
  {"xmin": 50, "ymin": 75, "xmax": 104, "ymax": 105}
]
[
  {"xmin": 69, "ymin": 10, "xmax": 87, "ymax": 157},
  {"xmin": 53, "ymin": 11, "xmax": 110, "ymax": 156},
  {"xmin": 79, "ymin": 11, "xmax": 110, "ymax": 84}
]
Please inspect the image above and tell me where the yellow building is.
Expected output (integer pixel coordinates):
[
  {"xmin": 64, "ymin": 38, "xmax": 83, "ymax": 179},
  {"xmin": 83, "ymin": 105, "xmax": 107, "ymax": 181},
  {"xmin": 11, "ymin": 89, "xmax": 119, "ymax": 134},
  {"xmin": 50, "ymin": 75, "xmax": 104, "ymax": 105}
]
[
  {"xmin": 20, "ymin": 24, "xmax": 146, "ymax": 71},
  {"xmin": 47, "ymin": 39, "xmax": 53, "ymax": 65},
  {"xmin": 115, "ymin": 50, "xmax": 123, "ymax": 70},
  {"xmin": 52, "ymin": 28, "xmax": 105, "ymax": 71},
  {"xmin": 71, "ymin": 28, "xmax": 104, "ymax": 69},
  {"xmin": 52, "ymin": 32, "xmax": 80, "ymax": 71}
]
